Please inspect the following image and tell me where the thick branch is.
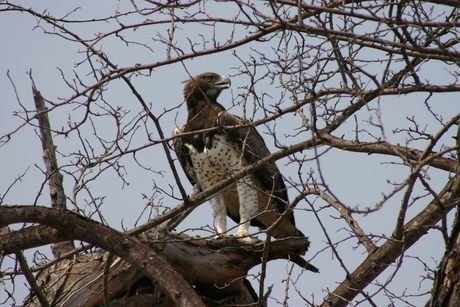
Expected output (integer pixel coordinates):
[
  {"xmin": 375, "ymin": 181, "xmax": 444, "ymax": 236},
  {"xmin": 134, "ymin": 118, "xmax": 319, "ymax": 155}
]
[
  {"xmin": 0, "ymin": 207, "xmax": 311, "ymax": 306},
  {"xmin": 426, "ymin": 207, "xmax": 460, "ymax": 306},
  {"xmin": 321, "ymin": 172, "xmax": 460, "ymax": 307},
  {"xmin": 0, "ymin": 225, "xmax": 70, "ymax": 253},
  {"xmin": 0, "ymin": 206, "xmax": 205, "ymax": 307}
]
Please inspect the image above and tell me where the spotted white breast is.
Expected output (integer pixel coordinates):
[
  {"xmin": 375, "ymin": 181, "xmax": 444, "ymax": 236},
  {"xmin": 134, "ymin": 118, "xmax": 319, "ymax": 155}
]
[{"xmin": 185, "ymin": 134, "xmax": 258, "ymax": 237}]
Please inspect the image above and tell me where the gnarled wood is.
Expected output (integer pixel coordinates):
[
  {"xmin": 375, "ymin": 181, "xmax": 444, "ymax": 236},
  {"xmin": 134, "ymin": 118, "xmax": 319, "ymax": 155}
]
[{"xmin": 20, "ymin": 228, "xmax": 312, "ymax": 307}]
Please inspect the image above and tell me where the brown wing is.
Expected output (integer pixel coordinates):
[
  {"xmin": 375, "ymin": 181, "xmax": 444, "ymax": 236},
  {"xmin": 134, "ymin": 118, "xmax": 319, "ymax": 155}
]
[
  {"xmin": 216, "ymin": 112, "xmax": 296, "ymax": 227},
  {"xmin": 172, "ymin": 128, "xmax": 200, "ymax": 188}
]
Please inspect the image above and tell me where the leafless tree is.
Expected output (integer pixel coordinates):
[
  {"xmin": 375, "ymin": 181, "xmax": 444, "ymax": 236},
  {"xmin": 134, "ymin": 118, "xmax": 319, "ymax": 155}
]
[{"xmin": 1, "ymin": 1, "xmax": 459, "ymax": 306}]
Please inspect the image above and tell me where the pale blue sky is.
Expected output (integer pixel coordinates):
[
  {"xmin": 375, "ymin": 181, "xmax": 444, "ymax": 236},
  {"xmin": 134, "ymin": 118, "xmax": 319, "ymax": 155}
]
[{"xmin": 1, "ymin": 1, "xmax": 458, "ymax": 306}]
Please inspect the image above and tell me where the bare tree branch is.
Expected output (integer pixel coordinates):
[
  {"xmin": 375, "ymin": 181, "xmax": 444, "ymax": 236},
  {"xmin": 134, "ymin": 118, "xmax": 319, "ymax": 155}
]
[
  {"xmin": 321, "ymin": 173, "xmax": 460, "ymax": 307},
  {"xmin": 33, "ymin": 87, "xmax": 76, "ymax": 258},
  {"xmin": 0, "ymin": 205, "xmax": 205, "ymax": 307}
]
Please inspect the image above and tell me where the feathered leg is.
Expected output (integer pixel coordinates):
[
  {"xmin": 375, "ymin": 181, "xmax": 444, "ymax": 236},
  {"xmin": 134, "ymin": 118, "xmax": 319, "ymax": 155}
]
[
  {"xmin": 210, "ymin": 193, "xmax": 227, "ymax": 235},
  {"xmin": 234, "ymin": 175, "xmax": 258, "ymax": 237}
]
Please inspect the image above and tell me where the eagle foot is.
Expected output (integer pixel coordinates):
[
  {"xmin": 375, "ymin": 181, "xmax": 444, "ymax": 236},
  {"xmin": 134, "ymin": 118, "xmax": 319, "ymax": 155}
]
[
  {"xmin": 209, "ymin": 233, "xmax": 233, "ymax": 240},
  {"xmin": 234, "ymin": 236, "xmax": 259, "ymax": 244},
  {"xmin": 228, "ymin": 234, "xmax": 260, "ymax": 245},
  {"xmin": 209, "ymin": 234, "xmax": 260, "ymax": 245}
]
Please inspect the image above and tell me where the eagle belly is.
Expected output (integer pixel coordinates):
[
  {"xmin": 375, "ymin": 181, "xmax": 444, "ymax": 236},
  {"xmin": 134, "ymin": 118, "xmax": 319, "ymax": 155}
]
[{"xmin": 186, "ymin": 134, "xmax": 258, "ymax": 237}]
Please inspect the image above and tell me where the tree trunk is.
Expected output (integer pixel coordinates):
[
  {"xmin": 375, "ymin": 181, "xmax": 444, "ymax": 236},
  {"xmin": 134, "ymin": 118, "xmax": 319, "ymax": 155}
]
[{"xmin": 426, "ymin": 205, "xmax": 460, "ymax": 307}]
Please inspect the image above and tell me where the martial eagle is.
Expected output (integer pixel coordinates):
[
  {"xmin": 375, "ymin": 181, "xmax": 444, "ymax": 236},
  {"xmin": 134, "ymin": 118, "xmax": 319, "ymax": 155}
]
[{"xmin": 173, "ymin": 72, "xmax": 305, "ymax": 241}]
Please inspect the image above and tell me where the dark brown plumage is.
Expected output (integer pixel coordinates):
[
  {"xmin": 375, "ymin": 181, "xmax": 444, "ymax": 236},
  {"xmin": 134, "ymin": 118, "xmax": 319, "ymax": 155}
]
[{"xmin": 173, "ymin": 72, "xmax": 305, "ymax": 242}]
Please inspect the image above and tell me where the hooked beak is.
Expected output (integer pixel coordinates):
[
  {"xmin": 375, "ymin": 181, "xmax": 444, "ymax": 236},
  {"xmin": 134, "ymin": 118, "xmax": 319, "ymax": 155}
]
[{"xmin": 215, "ymin": 75, "xmax": 231, "ymax": 89}]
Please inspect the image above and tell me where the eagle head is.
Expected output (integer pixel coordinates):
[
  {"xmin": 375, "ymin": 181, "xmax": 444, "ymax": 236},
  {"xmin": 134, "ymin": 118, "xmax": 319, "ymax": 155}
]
[{"xmin": 183, "ymin": 72, "xmax": 231, "ymax": 103}]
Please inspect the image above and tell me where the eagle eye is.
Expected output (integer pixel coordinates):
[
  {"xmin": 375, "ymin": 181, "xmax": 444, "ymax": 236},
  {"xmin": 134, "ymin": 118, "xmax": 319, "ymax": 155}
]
[{"xmin": 204, "ymin": 76, "xmax": 212, "ymax": 82}]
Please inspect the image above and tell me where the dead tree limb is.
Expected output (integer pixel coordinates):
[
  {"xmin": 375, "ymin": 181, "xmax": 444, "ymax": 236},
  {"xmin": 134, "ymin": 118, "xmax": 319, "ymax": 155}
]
[
  {"xmin": 0, "ymin": 205, "xmax": 205, "ymax": 307},
  {"xmin": 321, "ymin": 172, "xmax": 460, "ymax": 307},
  {"xmin": 0, "ymin": 205, "xmax": 313, "ymax": 307},
  {"xmin": 33, "ymin": 87, "xmax": 75, "ymax": 257}
]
